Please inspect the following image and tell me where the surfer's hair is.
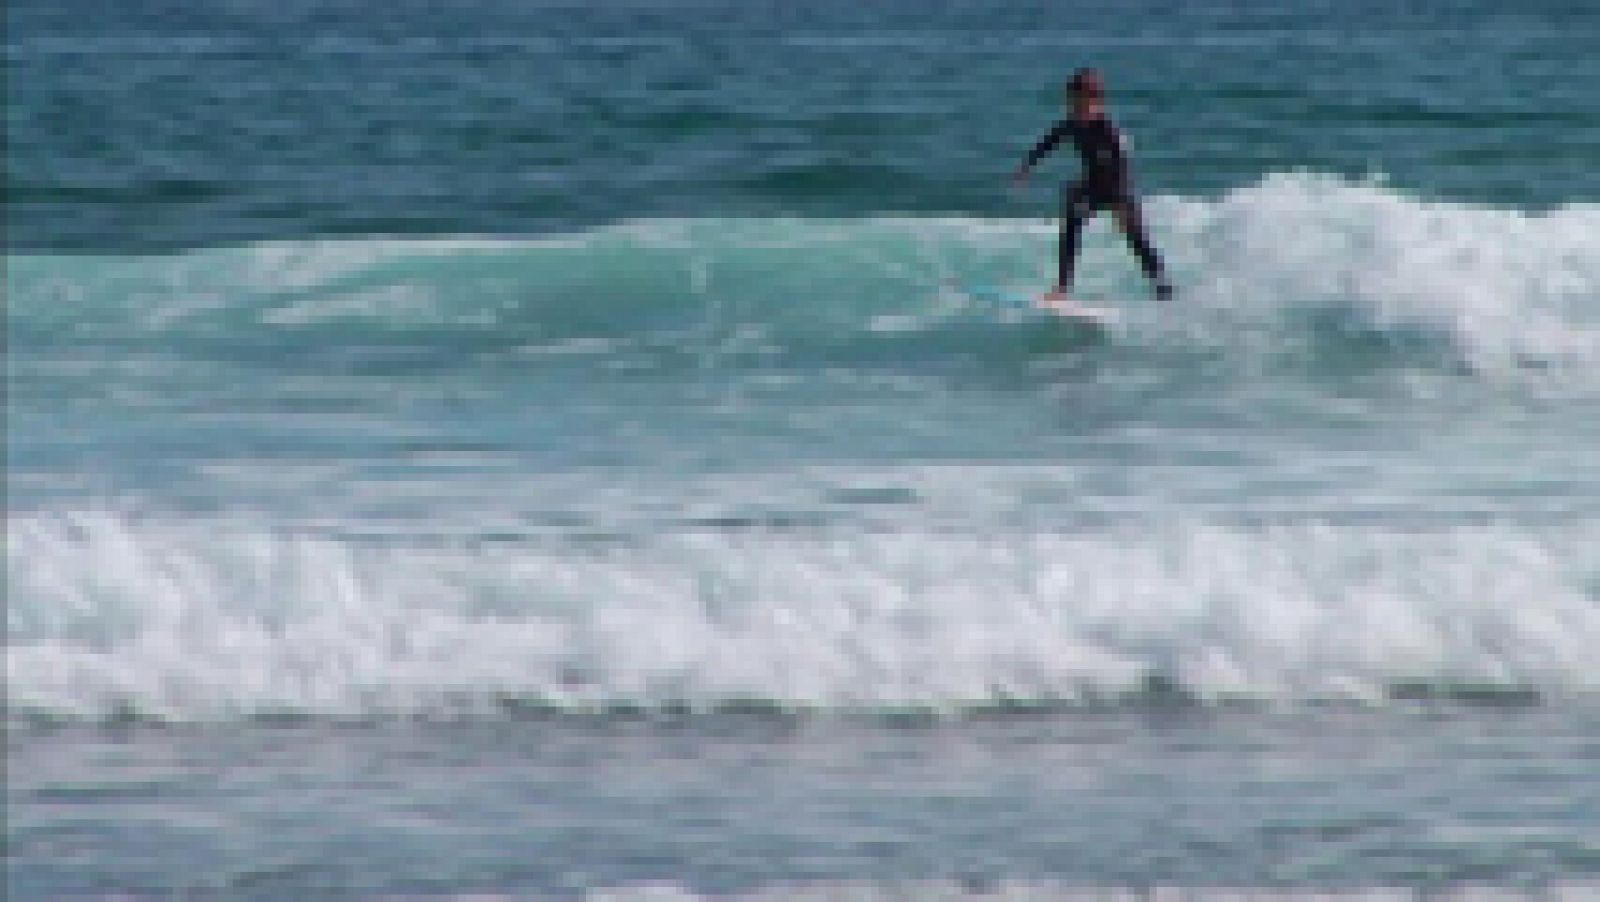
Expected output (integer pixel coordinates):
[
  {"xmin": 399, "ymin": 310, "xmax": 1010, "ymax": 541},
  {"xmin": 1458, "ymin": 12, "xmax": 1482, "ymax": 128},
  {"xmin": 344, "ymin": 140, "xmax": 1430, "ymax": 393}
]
[{"xmin": 1067, "ymin": 68, "xmax": 1104, "ymax": 99}]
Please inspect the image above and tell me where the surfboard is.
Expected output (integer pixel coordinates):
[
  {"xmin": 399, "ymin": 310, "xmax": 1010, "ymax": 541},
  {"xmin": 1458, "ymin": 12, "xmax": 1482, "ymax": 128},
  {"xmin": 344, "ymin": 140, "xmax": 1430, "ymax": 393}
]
[{"xmin": 963, "ymin": 285, "xmax": 1119, "ymax": 325}]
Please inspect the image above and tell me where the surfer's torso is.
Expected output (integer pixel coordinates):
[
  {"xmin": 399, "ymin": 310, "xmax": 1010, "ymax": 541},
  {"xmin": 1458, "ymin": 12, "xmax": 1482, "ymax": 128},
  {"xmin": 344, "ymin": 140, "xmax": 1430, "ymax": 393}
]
[{"xmin": 1023, "ymin": 114, "xmax": 1131, "ymax": 197}]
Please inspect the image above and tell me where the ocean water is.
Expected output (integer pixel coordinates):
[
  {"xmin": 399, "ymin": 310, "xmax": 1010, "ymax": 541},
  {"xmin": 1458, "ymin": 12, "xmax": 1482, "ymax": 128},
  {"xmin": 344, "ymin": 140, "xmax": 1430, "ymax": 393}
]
[{"xmin": 6, "ymin": 0, "xmax": 1600, "ymax": 896}]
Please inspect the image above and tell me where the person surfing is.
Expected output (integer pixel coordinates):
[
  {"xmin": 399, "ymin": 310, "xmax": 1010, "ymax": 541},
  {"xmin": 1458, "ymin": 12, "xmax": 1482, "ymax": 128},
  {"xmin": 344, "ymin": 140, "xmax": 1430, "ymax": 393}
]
[{"xmin": 1011, "ymin": 68, "xmax": 1173, "ymax": 307}]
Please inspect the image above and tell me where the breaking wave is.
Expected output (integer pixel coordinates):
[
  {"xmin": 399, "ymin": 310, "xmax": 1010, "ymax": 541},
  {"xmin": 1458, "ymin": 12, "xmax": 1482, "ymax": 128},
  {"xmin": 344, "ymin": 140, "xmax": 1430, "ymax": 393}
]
[{"xmin": 8, "ymin": 510, "xmax": 1598, "ymax": 724}]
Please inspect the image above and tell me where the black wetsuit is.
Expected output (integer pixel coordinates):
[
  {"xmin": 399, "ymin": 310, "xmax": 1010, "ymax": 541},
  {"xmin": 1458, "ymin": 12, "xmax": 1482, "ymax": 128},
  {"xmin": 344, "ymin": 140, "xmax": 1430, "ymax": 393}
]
[{"xmin": 1023, "ymin": 115, "xmax": 1168, "ymax": 294}]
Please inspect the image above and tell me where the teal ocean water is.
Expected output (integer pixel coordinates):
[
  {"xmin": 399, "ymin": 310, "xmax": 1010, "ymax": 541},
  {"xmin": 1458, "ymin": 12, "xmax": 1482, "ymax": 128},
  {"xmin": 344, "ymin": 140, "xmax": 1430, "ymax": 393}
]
[{"xmin": 7, "ymin": 0, "xmax": 1600, "ymax": 896}]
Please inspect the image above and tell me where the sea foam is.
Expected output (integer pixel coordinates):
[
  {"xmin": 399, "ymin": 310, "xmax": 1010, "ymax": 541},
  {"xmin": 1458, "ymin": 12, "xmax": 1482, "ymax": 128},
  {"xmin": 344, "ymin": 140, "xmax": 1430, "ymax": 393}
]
[{"xmin": 8, "ymin": 510, "xmax": 1597, "ymax": 724}]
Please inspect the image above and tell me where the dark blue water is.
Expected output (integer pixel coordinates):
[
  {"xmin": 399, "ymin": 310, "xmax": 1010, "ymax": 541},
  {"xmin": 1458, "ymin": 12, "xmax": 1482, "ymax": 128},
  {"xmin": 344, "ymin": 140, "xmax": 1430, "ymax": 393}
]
[
  {"xmin": 6, "ymin": 0, "xmax": 1600, "ymax": 896},
  {"xmin": 8, "ymin": 0, "xmax": 1597, "ymax": 249}
]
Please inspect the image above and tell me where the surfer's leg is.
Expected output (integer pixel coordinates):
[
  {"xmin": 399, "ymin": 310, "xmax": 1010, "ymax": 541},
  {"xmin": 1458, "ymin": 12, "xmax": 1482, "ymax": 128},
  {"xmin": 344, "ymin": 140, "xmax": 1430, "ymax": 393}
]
[
  {"xmin": 1112, "ymin": 200, "xmax": 1172, "ymax": 299},
  {"xmin": 1057, "ymin": 184, "xmax": 1093, "ymax": 292}
]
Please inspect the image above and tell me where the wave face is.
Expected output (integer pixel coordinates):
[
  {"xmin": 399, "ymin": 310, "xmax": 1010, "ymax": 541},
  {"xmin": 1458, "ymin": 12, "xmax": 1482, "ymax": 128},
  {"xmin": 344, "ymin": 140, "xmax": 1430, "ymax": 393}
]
[
  {"xmin": 8, "ymin": 173, "xmax": 1600, "ymax": 724},
  {"xmin": 9, "ymin": 174, "xmax": 1600, "ymax": 391}
]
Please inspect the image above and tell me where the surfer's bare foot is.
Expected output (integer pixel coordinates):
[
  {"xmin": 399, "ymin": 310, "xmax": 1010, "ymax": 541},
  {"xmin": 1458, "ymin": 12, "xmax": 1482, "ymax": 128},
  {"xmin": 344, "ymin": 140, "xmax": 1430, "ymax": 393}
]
[{"xmin": 1041, "ymin": 286, "xmax": 1071, "ymax": 307}]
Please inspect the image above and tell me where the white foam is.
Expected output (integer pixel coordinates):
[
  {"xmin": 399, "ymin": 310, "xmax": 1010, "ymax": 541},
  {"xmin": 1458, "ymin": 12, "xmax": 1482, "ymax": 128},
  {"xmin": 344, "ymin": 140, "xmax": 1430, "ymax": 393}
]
[
  {"xmin": 8, "ymin": 510, "xmax": 1597, "ymax": 723},
  {"xmin": 1152, "ymin": 173, "xmax": 1600, "ymax": 383}
]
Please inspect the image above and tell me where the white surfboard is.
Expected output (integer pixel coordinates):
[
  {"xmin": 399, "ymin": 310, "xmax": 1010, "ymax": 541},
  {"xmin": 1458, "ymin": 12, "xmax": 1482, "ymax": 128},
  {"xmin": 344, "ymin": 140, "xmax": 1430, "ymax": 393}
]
[
  {"xmin": 964, "ymin": 285, "xmax": 1119, "ymax": 324},
  {"xmin": 1034, "ymin": 296, "xmax": 1118, "ymax": 323}
]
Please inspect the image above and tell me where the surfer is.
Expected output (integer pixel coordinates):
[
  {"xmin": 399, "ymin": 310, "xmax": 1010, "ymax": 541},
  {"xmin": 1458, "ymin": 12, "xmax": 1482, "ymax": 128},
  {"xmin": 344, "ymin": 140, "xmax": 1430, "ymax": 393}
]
[{"xmin": 1011, "ymin": 68, "xmax": 1173, "ymax": 303}]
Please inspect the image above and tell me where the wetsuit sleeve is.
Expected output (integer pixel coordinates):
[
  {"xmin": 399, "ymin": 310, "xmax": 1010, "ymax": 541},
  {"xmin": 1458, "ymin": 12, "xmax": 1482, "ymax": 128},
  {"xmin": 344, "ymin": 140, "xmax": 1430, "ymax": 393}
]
[{"xmin": 1021, "ymin": 121, "xmax": 1071, "ymax": 170}]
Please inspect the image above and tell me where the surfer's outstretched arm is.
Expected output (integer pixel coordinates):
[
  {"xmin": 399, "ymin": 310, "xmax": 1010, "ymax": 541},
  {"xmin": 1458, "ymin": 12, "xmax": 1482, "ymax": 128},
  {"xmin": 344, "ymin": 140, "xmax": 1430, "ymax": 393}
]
[{"xmin": 1012, "ymin": 122, "xmax": 1070, "ymax": 183}]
